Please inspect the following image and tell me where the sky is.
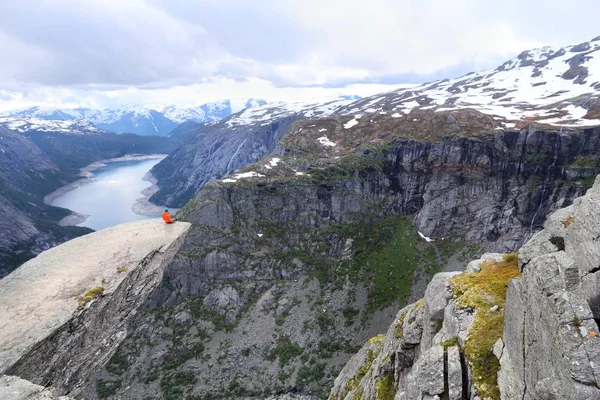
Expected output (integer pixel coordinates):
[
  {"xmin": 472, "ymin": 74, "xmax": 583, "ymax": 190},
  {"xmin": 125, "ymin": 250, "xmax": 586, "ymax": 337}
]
[{"xmin": 0, "ymin": 0, "xmax": 599, "ymax": 111}]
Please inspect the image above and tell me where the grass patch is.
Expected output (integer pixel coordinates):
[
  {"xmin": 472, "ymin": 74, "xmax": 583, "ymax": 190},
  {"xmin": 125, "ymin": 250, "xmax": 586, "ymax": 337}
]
[
  {"xmin": 96, "ymin": 379, "xmax": 121, "ymax": 399},
  {"xmin": 449, "ymin": 254, "xmax": 521, "ymax": 400},
  {"xmin": 296, "ymin": 363, "xmax": 326, "ymax": 387},
  {"xmin": 78, "ymin": 286, "xmax": 105, "ymax": 309},
  {"xmin": 343, "ymin": 307, "xmax": 360, "ymax": 326},
  {"xmin": 267, "ymin": 336, "xmax": 304, "ymax": 367},
  {"xmin": 439, "ymin": 337, "xmax": 459, "ymax": 348},
  {"xmin": 105, "ymin": 347, "xmax": 130, "ymax": 376},
  {"xmin": 394, "ymin": 312, "xmax": 406, "ymax": 339},
  {"xmin": 368, "ymin": 334, "xmax": 385, "ymax": 345},
  {"xmin": 561, "ymin": 216, "xmax": 575, "ymax": 228},
  {"xmin": 375, "ymin": 374, "xmax": 396, "ymax": 400},
  {"xmin": 350, "ymin": 217, "xmax": 418, "ymax": 313},
  {"xmin": 160, "ymin": 372, "xmax": 197, "ymax": 400},
  {"xmin": 570, "ymin": 154, "xmax": 598, "ymax": 169},
  {"xmin": 116, "ymin": 266, "xmax": 128, "ymax": 273}
]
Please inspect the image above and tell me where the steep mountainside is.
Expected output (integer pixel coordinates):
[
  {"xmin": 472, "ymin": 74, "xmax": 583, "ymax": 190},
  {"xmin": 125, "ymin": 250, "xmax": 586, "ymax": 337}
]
[
  {"xmin": 0, "ymin": 126, "xmax": 177, "ymax": 277},
  {"xmin": 149, "ymin": 38, "xmax": 600, "ymax": 210},
  {"xmin": 150, "ymin": 99, "xmax": 355, "ymax": 207},
  {"xmin": 330, "ymin": 176, "xmax": 600, "ymax": 400},
  {"xmin": 4, "ymin": 99, "xmax": 267, "ymax": 136},
  {"xmin": 26, "ymin": 131, "xmax": 176, "ymax": 173},
  {"xmin": 166, "ymin": 120, "xmax": 200, "ymax": 142},
  {"xmin": 71, "ymin": 109, "xmax": 600, "ymax": 400},
  {"xmin": 0, "ymin": 128, "xmax": 91, "ymax": 277}
]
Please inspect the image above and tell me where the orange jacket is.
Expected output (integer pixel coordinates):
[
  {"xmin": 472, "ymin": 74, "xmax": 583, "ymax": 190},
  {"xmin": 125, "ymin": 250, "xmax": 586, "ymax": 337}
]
[{"xmin": 162, "ymin": 211, "xmax": 173, "ymax": 223}]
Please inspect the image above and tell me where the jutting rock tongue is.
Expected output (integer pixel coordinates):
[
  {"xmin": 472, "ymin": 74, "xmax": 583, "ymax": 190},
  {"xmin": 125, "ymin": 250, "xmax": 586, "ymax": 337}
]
[{"xmin": 0, "ymin": 219, "xmax": 191, "ymax": 398}]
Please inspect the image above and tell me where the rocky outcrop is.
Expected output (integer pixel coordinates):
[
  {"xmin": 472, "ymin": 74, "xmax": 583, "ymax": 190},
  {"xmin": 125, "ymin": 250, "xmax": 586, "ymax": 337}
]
[
  {"xmin": 0, "ymin": 219, "xmax": 190, "ymax": 397},
  {"xmin": 329, "ymin": 269, "xmax": 477, "ymax": 400},
  {"xmin": 330, "ymin": 177, "xmax": 600, "ymax": 400},
  {"xmin": 498, "ymin": 177, "xmax": 600, "ymax": 399}
]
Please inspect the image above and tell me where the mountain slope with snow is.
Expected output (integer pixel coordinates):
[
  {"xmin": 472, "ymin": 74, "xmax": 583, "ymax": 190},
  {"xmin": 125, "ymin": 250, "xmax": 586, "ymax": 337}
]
[
  {"xmin": 5, "ymin": 99, "xmax": 267, "ymax": 136},
  {"xmin": 0, "ymin": 117, "xmax": 102, "ymax": 135},
  {"xmin": 338, "ymin": 37, "xmax": 600, "ymax": 128}
]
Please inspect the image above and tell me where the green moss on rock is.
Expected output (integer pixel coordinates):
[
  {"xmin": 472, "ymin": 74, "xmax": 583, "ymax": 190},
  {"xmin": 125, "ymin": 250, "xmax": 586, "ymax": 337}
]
[{"xmin": 449, "ymin": 254, "xmax": 521, "ymax": 400}]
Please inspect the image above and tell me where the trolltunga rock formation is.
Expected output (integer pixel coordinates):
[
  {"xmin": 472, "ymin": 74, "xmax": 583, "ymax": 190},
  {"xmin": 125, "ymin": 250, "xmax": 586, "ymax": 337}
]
[{"xmin": 0, "ymin": 219, "xmax": 190, "ymax": 398}]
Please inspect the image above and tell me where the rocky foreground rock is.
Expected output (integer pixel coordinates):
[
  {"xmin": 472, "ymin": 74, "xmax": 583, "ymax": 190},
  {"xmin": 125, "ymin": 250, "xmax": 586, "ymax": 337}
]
[
  {"xmin": 330, "ymin": 178, "xmax": 600, "ymax": 399},
  {"xmin": 0, "ymin": 219, "xmax": 190, "ymax": 398}
]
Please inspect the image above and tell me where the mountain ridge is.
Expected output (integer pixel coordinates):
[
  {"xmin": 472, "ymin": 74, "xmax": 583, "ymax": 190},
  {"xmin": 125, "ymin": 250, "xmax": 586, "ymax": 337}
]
[{"xmin": 2, "ymin": 98, "xmax": 268, "ymax": 136}]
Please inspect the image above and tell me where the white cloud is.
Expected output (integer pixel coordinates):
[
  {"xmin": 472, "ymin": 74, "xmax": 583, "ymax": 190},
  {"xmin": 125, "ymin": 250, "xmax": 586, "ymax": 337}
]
[{"xmin": 0, "ymin": 0, "xmax": 598, "ymax": 109}]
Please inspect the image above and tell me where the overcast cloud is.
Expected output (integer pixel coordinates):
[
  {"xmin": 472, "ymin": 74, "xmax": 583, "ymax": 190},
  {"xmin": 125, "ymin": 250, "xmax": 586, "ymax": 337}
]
[{"xmin": 0, "ymin": 0, "xmax": 599, "ymax": 110}]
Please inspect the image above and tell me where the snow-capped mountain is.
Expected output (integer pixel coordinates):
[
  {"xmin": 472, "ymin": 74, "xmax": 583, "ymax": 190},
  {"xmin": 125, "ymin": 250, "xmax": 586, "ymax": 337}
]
[
  {"xmin": 5, "ymin": 99, "xmax": 267, "ymax": 136},
  {"xmin": 338, "ymin": 36, "xmax": 600, "ymax": 128},
  {"xmin": 223, "ymin": 98, "xmax": 358, "ymax": 128},
  {"xmin": 0, "ymin": 117, "xmax": 102, "ymax": 135}
]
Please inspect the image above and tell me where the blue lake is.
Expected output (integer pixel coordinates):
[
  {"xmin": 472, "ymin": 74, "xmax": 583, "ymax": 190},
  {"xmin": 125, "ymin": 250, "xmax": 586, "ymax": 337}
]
[{"xmin": 52, "ymin": 158, "xmax": 163, "ymax": 231}]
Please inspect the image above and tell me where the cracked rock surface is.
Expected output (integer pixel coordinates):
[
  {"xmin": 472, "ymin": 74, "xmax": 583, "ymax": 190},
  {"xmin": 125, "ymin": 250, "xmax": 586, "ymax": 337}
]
[{"xmin": 0, "ymin": 219, "xmax": 190, "ymax": 396}]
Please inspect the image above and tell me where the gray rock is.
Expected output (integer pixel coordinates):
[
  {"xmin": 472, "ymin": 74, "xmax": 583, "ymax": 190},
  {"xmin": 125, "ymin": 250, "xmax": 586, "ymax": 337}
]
[
  {"xmin": 422, "ymin": 272, "xmax": 461, "ymax": 348},
  {"xmin": 500, "ymin": 177, "xmax": 600, "ymax": 399},
  {"xmin": 447, "ymin": 346, "xmax": 463, "ymax": 400},
  {"xmin": 416, "ymin": 345, "xmax": 445, "ymax": 396},
  {"xmin": 0, "ymin": 375, "xmax": 72, "ymax": 399},
  {"xmin": 203, "ymin": 285, "xmax": 240, "ymax": 314},
  {"xmin": 0, "ymin": 219, "xmax": 191, "ymax": 394}
]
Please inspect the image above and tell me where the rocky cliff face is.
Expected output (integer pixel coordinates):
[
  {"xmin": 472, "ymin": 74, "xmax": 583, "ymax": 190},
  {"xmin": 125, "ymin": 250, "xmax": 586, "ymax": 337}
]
[
  {"xmin": 74, "ymin": 110, "xmax": 600, "ymax": 400},
  {"xmin": 0, "ymin": 219, "xmax": 191, "ymax": 398},
  {"xmin": 150, "ymin": 115, "xmax": 300, "ymax": 207},
  {"xmin": 499, "ymin": 176, "xmax": 600, "ymax": 399},
  {"xmin": 329, "ymin": 177, "xmax": 600, "ymax": 400}
]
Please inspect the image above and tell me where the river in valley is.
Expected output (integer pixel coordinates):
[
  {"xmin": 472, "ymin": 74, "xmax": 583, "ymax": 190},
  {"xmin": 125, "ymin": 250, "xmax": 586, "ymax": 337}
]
[{"xmin": 50, "ymin": 157, "xmax": 166, "ymax": 231}]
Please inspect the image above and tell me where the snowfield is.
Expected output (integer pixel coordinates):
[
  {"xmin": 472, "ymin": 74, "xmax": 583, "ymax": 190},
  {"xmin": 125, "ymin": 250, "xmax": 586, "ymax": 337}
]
[
  {"xmin": 0, "ymin": 117, "xmax": 101, "ymax": 134},
  {"xmin": 338, "ymin": 38, "xmax": 600, "ymax": 127}
]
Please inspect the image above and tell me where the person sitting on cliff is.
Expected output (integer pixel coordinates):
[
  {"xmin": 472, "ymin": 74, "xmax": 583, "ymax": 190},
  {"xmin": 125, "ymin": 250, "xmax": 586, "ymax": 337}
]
[{"xmin": 162, "ymin": 208, "xmax": 177, "ymax": 224}]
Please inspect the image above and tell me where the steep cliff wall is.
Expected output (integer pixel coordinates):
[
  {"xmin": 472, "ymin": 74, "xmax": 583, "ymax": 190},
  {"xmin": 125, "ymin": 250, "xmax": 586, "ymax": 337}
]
[
  {"xmin": 82, "ymin": 115, "xmax": 600, "ymax": 399},
  {"xmin": 0, "ymin": 219, "xmax": 191, "ymax": 397},
  {"xmin": 499, "ymin": 177, "xmax": 600, "ymax": 399},
  {"xmin": 150, "ymin": 115, "xmax": 299, "ymax": 207},
  {"xmin": 330, "ymin": 176, "xmax": 600, "ymax": 400}
]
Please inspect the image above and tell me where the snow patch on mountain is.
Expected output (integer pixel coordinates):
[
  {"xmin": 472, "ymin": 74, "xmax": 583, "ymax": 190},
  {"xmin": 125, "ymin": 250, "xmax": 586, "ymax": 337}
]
[
  {"xmin": 339, "ymin": 38, "xmax": 600, "ymax": 127},
  {"xmin": 0, "ymin": 117, "xmax": 101, "ymax": 135},
  {"xmin": 225, "ymin": 98, "xmax": 355, "ymax": 127},
  {"xmin": 3, "ymin": 99, "xmax": 269, "ymax": 135}
]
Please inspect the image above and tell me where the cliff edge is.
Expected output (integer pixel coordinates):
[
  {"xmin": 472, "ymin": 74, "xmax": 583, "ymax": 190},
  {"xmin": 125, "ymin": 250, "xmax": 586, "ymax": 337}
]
[{"xmin": 0, "ymin": 219, "xmax": 191, "ymax": 398}]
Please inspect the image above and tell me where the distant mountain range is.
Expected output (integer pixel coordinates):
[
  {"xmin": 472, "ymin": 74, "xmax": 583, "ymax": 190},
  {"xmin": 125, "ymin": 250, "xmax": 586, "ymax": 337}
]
[{"xmin": 2, "ymin": 99, "xmax": 267, "ymax": 136}]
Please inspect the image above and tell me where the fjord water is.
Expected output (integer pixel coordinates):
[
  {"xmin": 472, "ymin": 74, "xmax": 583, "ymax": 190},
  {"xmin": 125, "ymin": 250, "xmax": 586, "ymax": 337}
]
[{"xmin": 52, "ymin": 159, "xmax": 163, "ymax": 230}]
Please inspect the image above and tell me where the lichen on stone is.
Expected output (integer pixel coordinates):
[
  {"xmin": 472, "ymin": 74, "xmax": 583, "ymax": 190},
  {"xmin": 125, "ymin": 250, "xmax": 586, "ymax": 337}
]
[
  {"xmin": 449, "ymin": 253, "xmax": 521, "ymax": 400},
  {"xmin": 375, "ymin": 374, "xmax": 396, "ymax": 400}
]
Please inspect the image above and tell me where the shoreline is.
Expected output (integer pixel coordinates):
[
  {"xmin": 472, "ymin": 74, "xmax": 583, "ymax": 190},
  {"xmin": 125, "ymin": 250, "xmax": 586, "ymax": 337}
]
[
  {"xmin": 132, "ymin": 171, "xmax": 180, "ymax": 217},
  {"xmin": 45, "ymin": 154, "xmax": 168, "ymax": 227}
]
